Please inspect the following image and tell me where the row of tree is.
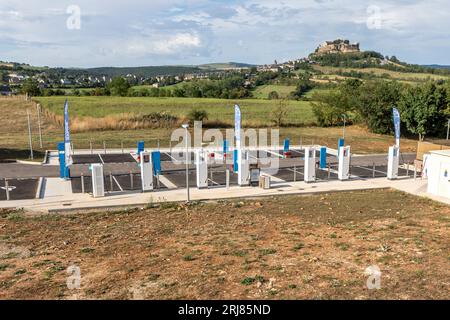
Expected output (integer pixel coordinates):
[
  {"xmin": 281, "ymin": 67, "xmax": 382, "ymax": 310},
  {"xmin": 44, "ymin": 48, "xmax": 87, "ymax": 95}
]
[{"xmin": 312, "ymin": 79, "xmax": 450, "ymax": 140}]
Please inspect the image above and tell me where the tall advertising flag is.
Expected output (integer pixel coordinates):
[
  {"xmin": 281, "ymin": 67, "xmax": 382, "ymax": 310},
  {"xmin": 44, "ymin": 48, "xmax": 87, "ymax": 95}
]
[
  {"xmin": 234, "ymin": 104, "xmax": 241, "ymax": 149},
  {"xmin": 64, "ymin": 99, "xmax": 73, "ymax": 166},
  {"xmin": 393, "ymin": 107, "xmax": 401, "ymax": 148}
]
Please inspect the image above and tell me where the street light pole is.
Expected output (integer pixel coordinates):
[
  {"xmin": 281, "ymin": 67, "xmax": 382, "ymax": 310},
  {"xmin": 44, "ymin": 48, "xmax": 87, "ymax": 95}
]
[
  {"xmin": 182, "ymin": 124, "xmax": 190, "ymax": 202},
  {"xmin": 26, "ymin": 109, "xmax": 34, "ymax": 160}
]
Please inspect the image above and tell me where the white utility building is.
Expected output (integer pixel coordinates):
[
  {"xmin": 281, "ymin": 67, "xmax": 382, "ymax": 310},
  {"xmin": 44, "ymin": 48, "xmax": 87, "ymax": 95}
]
[{"xmin": 426, "ymin": 150, "xmax": 450, "ymax": 199}]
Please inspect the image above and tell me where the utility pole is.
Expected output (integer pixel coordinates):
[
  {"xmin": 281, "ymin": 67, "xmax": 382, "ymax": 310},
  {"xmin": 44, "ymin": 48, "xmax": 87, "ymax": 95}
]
[
  {"xmin": 182, "ymin": 124, "xmax": 190, "ymax": 202},
  {"xmin": 36, "ymin": 103, "xmax": 43, "ymax": 149},
  {"xmin": 26, "ymin": 109, "xmax": 33, "ymax": 160}
]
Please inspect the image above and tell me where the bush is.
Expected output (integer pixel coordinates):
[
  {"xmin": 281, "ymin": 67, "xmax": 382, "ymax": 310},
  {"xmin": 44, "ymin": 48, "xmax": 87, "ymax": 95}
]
[{"xmin": 187, "ymin": 108, "xmax": 208, "ymax": 123}]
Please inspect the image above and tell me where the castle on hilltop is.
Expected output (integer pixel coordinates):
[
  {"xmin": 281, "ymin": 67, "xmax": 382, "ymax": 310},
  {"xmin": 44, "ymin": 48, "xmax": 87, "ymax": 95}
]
[{"xmin": 315, "ymin": 39, "xmax": 360, "ymax": 55}]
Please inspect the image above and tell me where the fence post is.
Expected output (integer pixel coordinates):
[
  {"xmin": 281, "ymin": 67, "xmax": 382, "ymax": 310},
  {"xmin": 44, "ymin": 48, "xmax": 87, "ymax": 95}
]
[
  {"xmin": 90, "ymin": 140, "xmax": 93, "ymax": 154},
  {"xmin": 328, "ymin": 164, "xmax": 331, "ymax": 180},
  {"xmin": 226, "ymin": 169, "xmax": 230, "ymax": 190},
  {"xmin": 81, "ymin": 173, "xmax": 85, "ymax": 193},
  {"xmin": 110, "ymin": 172, "xmax": 113, "ymax": 191},
  {"xmin": 103, "ymin": 141, "xmax": 107, "ymax": 155},
  {"xmin": 130, "ymin": 171, "xmax": 134, "ymax": 190},
  {"xmin": 372, "ymin": 162, "xmax": 376, "ymax": 178},
  {"xmin": 293, "ymin": 165, "xmax": 297, "ymax": 182},
  {"xmin": 5, "ymin": 179, "xmax": 10, "ymax": 201},
  {"xmin": 121, "ymin": 141, "xmax": 124, "ymax": 154}
]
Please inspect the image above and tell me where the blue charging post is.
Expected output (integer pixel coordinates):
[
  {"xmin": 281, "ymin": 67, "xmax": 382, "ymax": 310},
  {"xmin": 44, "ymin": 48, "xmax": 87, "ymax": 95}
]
[
  {"xmin": 320, "ymin": 147, "xmax": 327, "ymax": 169},
  {"xmin": 338, "ymin": 138, "xmax": 345, "ymax": 156},
  {"xmin": 137, "ymin": 141, "xmax": 145, "ymax": 155},
  {"xmin": 283, "ymin": 139, "xmax": 290, "ymax": 153},
  {"xmin": 233, "ymin": 149, "xmax": 238, "ymax": 172},
  {"xmin": 58, "ymin": 142, "xmax": 69, "ymax": 179},
  {"xmin": 223, "ymin": 140, "xmax": 229, "ymax": 157},
  {"xmin": 152, "ymin": 151, "xmax": 161, "ymax": 175}
]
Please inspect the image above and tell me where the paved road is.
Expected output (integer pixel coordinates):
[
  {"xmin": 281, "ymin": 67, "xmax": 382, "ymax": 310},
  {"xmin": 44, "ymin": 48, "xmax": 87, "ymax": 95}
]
[{"xmin": 0, "ymin": 163, "xmax": 59, "ymax": 179}]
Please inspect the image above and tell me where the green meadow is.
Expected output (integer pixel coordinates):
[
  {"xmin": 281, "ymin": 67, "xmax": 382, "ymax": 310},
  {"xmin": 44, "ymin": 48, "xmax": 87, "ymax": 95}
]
[{"xmin": 35, "ymin": 96, "xmax": 315, "ymax": 127}]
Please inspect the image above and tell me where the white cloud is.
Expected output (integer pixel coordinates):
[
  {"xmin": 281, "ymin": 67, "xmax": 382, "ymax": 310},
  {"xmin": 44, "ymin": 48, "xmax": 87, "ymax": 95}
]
[{"xmin": 127, "ymin": 33, "xmax": 201, "ymax": 55}]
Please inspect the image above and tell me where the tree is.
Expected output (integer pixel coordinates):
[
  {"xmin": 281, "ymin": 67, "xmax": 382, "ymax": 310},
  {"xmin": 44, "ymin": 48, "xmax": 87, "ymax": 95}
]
[
  {"xmin": 107, "ymin": 77, "xmax": 130, "ymax": 96},
  {"xmin": 21, "ymin": 78, "xmax": 41, "ymax": 97},
  {"xmin": 399, "ymin": 82, "xmax": 447, "ymax": 141},
  {"xmin": 354, "ymin": 81, "xmax": 403, "ymax": 134},
  {"xmin": 311, "ymin": 90, "xmax": 348, "ymax": 127},
  {"xmin": 271, "ymin": 99, "xmax": 289, "ymax": 127}
]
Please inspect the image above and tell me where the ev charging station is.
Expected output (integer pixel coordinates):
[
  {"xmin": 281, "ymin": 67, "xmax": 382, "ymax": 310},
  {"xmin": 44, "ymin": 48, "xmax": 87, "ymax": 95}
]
[
  {"xmin": 387, "ymin": 145, "xmax": 400, "ymax": 180},
  {"xmin": 91, "ymin": 163, "xmax": 105, "ymax": 198},
  {"xmin": 195, "ymin": 149, "xmax": 208, "ymax": 188},
  {"xmin": 338, "ymin": 146, "xmax": 351, "ymax": 181},
  {"xmin": 304, "ymin": 147, "xmax": 316, "ymax": 183},
  {"xmin": 140, "ymin": 151, "xmax": 153, "ymax": 192},
  {"xmin": 237, "ymin": 149, "xmax": 250, "ymax": 186}
]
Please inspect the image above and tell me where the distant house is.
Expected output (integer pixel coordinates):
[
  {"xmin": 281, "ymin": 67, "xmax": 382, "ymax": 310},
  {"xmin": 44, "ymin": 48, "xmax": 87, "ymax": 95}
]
[
  {"xmin": 0, "ymin": 85, "xmax": 12, "ymax": 96},
  {"xmin": 60, "ymin": 79, "xmax": 73, "ymax": 85}
]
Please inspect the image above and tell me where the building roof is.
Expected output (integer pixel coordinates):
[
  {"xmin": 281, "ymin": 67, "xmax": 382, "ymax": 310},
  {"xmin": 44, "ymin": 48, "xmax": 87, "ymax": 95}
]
[{"xmin": 429, "ymin": 149, "xmax": 450, "ymax": 157}]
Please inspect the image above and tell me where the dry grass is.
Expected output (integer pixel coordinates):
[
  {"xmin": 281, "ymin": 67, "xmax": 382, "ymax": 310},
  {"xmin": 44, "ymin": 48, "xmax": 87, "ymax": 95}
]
[{"xmin": 0, "ymin": 189, "xmax": 448, "ymax": 300}]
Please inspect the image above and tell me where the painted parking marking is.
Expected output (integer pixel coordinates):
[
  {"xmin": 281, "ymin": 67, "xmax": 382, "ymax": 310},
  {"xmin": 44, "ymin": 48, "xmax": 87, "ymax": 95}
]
[
  {"xmin": 158, "ymin": 175, "xmax": 178, "ymax": 189},
  {"xmin": 354, "ymin": 165, "xmax": 386, "ymax": 175}
]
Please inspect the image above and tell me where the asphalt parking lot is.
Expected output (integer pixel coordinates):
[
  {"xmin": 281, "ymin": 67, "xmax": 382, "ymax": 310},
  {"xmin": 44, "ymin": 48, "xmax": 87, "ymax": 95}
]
[{"xmin": 0, "ymin": 178, "xmax": 39, "ymax": 200}]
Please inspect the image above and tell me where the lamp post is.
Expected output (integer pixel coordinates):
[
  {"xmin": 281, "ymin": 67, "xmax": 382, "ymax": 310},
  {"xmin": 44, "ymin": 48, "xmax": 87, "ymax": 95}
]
[{"xmin": 182, "ymin": 124, "xmax": 190, "ymax": 202}]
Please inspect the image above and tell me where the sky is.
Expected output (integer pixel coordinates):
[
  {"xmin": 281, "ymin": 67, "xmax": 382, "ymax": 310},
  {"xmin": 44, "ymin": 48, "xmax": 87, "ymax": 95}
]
[{"xmin": 0, "ymin": 0, "xmax": 449, "ymax": 68}]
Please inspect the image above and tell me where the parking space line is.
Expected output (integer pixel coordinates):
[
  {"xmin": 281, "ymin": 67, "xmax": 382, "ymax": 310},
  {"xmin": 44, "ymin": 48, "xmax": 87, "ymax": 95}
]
[
  {"xmin": 112, "ymin": 176, "xmax": 123, "ymax": 192},
  {"xmin": 98, "ymin": 154, "xmax": 105, "ymax": 164},
  {"xmin": 286, "ymin": 167, "xmax": 304, "ymax": 176},
  {"xmin": 158, "ymin": 175, "xmax": 178, "ymax": 189},
  {"xmin": 354, "ymin": 165, "xmax": 386, "ymax": 175}
]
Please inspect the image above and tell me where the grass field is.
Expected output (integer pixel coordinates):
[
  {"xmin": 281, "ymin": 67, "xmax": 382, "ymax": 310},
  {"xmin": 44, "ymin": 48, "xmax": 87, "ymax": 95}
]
[
  {"xmin": 252, "ymin": 85, "xmax": 297, "ymax": 99},
  {"xmin": 35, "ymin": 96, "xmax": 315, "ymax": 128},
  {"xmin": 0, "ymin": 189, "xmax": 448, "ymax": 299}
]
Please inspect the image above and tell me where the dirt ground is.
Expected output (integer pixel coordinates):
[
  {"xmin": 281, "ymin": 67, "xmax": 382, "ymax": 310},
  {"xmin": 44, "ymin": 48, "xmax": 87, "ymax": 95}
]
[{"xmin": 0, "ymin": 189, "xmax": 449, "ymax": 300}]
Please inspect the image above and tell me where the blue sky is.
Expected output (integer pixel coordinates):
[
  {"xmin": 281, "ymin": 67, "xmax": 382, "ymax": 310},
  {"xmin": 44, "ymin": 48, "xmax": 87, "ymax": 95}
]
[{"xmin": 0, "ymin": 0, "xmax": 449, "ymax": 67}]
